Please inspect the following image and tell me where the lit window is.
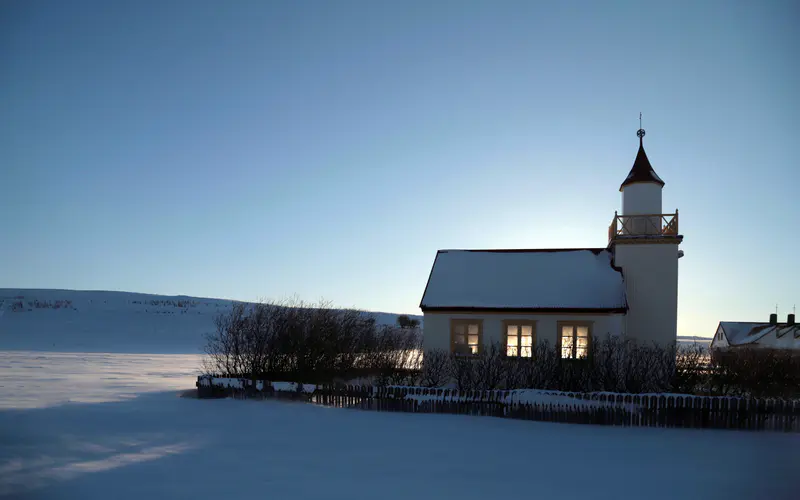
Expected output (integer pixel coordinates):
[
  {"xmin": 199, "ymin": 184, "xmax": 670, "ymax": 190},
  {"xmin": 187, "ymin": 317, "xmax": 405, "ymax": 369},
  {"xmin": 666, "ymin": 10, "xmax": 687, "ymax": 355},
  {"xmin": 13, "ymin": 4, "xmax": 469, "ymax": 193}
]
[
  {"xmin": 560, "ymin": 324, "xmax": 591, "ymax": 359},
  {"xmin": 505, "ymin": 322, "xmax": 534, "ymax": 357},
  {"xmin": 451, "ymin": 320, "xmax": 482, "ymax": 355}
]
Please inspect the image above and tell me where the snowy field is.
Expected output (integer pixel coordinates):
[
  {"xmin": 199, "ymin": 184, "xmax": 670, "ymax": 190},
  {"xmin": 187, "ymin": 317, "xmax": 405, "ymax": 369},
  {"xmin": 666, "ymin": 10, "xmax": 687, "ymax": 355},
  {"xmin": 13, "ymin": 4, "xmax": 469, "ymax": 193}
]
[
  {"xmin": 1, "ymin": 351, "xmax": 799, "ymax": 500},
  {"xmin": 0, "ymin": 351, "xmax": 201, "ymax": 410},
  {"xmin": 0, "ymin": 289, "xmax": 421, "ymax": 353}
]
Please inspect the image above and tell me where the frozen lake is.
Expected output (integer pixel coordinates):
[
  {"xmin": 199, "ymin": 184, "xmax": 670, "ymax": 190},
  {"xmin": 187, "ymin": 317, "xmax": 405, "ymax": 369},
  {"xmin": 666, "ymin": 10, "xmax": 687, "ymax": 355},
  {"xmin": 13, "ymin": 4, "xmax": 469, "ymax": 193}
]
[{"xmin": 1, "ymin": 350, "xmax": 798, "ymax": 500}]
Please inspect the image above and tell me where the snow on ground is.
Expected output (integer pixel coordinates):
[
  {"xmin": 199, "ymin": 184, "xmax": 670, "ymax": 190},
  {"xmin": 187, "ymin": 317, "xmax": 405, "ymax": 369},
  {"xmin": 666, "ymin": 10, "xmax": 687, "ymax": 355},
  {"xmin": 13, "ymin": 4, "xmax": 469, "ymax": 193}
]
[
  {"xmin": 0, "ymin": 351, "xmax": 202, "ymax": 409},
  {"xmin": 678, "ymin": 335, "xmax": 712, "ymax": 346},
  {"xmin": 0, "ymin": 289, "xmax": 421, "ymax": 354},
  {"xmin": 1, "ymin": 351, "xmax": 798, "ymax": 500}
]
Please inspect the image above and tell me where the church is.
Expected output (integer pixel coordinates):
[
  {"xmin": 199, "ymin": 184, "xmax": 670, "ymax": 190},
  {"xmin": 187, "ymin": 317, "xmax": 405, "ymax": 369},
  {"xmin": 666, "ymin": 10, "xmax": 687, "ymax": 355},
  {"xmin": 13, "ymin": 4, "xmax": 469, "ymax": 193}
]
[{"xmin": 419, "ymin": 127, "xmax": 683, "ymax": 358}]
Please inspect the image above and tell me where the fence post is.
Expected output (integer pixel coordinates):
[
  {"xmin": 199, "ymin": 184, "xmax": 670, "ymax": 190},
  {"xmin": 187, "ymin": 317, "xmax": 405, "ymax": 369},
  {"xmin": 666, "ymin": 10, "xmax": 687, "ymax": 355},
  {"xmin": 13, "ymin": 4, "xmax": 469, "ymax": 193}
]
[
  {"xmin": 665, "ymin": 396, "xmax": 674, "ymax": 428},
  {"xmin": 720, "ymin": 397, "xmax": 730, "ymax": 430},
  {"xmin": 647, "ymin": 395, "xmax": 656, "ymax": 427}
]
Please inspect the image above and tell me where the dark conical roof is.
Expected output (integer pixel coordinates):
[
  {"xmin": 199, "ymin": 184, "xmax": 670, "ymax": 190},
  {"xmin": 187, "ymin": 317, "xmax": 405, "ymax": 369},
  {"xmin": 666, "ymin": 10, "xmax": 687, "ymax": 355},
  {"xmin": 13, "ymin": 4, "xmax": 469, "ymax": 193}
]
[{"xmin": 619, "ymin": 129, "xmax": 665, "ymax": 191}]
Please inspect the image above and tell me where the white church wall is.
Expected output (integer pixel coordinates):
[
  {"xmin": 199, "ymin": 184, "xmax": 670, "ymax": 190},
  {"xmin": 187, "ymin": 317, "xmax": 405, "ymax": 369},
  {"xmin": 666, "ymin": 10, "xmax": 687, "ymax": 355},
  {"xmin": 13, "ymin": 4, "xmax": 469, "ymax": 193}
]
[
  {"xmin": 621, "ymin": 182, "xmax": 663, "ymax": 215},
  {"xmin": 422, "ymin": 311, "xmax": 625, "ymax": 354},
  {"xmin": 621, "ymin": 183, "xmax": 664, "ymax": 235},
  {"xmin": 613, "ymin": 243, "xmax": 679, "ymax": 346}
]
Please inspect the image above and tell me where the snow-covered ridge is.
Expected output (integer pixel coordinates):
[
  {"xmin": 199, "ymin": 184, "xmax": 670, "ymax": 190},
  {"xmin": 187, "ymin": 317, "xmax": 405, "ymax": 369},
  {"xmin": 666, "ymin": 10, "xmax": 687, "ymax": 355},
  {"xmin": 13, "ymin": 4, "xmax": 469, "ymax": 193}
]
[
  {"xmin": 0, "ymin": 289, "xmax": 422, "ymax": 354},
  {"xmin": 677, "ymin": 335, "xmax": 712, "ymax": 345}
]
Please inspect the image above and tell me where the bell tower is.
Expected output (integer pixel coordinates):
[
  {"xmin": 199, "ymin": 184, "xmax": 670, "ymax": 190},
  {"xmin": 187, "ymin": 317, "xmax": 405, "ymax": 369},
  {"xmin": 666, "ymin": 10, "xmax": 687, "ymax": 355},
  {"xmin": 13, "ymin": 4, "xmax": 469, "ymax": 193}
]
[{"xmin": 609, "ymin": 122, "xmax": 683, "ymax": 346}]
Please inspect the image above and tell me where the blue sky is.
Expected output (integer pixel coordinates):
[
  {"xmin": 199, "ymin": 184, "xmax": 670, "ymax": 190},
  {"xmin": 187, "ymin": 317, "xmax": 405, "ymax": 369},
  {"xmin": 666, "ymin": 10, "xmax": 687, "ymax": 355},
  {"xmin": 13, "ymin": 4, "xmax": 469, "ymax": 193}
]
[{"xmin": 2, "ymin": 0, "xmax": 798, "ymax": 336}]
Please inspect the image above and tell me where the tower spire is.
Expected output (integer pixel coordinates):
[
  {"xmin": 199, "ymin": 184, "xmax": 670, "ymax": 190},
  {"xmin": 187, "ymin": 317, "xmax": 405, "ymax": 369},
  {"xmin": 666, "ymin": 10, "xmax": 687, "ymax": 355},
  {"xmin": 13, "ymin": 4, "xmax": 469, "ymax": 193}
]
[
  {"xmin": 621, "ymin": 114, "xmax": 662, "ymax": 191},
  {"xmin": 637, "ymin": 112, "xmax": 645, "ymax": 145}
]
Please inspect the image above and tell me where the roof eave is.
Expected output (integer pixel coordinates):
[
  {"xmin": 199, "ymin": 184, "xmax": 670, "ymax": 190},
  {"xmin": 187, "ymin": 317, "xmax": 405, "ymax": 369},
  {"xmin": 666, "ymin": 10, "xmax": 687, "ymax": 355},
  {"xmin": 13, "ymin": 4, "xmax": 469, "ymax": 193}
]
[
  {"xmin": 619, "ymin": 178, "xmax": 666, "ymax": 192},
  {"xmin": 420, "ymin": 306, "xmax": 628, "ymax": 314}
]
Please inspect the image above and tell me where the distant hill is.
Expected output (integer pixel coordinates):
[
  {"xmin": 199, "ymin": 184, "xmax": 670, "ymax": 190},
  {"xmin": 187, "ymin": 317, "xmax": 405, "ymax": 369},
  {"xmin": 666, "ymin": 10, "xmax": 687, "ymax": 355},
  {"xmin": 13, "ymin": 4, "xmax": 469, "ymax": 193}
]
[
  {"xmin": 0, "ymin": 289, "xmax": 422, "ymax": 354},
  {"xmin": 677, "ymin": 335, "xmax": 712, "ymax": 345}
]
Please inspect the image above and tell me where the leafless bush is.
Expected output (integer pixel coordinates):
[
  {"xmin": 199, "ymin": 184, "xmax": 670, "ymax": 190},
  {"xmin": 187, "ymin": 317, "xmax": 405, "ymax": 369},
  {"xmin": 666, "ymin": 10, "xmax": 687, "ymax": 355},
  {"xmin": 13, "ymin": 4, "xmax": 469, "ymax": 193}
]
[
  {"xmin": 420, "ymin": 349, "xmax": 450, "ymax": 387},
  {"xmin": 363, "ymin": 324, "xmax": 422, "ymax": 387},
  {"xmin": 473, "ymin": 342, "xmax": 507, "ymax": 390},
  {"xmin": 617, "ymin": 341, "xmax": 675, "ymax": 393},
  {"xmin": 502, "ymin": 356, "xmax": 527, "ymax": 390},
  {"xmin": 396, "ymin": 314, "xmax": 421, "ymax": 329},
  {"xmin": 206, "ymin": 307, "xmax": 798, "ymax": 398},
  {"xmin": 436, "ymin": 337, "xmax": 699, "ymax": 394},
  {"xmin": 672, "ymin": 343, "xmax": 708, "ymax": 394},
  {"xmin": 709, "ymin": 348, "xmax": 800, "ymax": 398},
  {"xmin": 202, "ymin": 298, "xmax": 421, "ymax": 384},
  {"xmin": 203, "ymin": 302, "xmax": 249, "ymax": 376},
  {"xmin": 588, "ymin": 335, "xmax": 629, "ymax": 392},
  {"xmin": 522, "ymin": 341, "xmax": 560, "ymax": 389},
  {"xmin": 449, "ymin": 356, "xmax": 474, "ymax": 391}
]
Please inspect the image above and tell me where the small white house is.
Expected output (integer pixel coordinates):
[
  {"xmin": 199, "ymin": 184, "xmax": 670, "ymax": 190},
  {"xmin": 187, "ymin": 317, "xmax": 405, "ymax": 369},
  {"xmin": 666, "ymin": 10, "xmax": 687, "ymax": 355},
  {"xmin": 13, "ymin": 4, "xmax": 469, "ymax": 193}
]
[
  {"xmin": 419, "ymin": 128, "xmax": 684, "ymax": 358},
  {"xmin": 711, "ymin": 314, "xmax": 800, "ymax": 351}
]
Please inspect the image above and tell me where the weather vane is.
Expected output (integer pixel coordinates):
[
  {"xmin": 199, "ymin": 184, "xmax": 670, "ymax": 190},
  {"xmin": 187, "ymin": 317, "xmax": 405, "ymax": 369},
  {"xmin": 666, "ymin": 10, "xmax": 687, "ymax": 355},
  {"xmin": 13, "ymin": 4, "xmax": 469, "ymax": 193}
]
[{"xmin": 637, "ymin": 112, "xmax": 645, "ymax": 139}]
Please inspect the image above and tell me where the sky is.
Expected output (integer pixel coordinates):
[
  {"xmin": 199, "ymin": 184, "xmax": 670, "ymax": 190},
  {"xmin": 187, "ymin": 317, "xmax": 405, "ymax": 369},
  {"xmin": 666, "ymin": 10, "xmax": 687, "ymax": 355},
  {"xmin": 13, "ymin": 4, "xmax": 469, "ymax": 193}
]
[{"xmin": 2, "ymin": 0, "xmax": 798, "ymax": 337}]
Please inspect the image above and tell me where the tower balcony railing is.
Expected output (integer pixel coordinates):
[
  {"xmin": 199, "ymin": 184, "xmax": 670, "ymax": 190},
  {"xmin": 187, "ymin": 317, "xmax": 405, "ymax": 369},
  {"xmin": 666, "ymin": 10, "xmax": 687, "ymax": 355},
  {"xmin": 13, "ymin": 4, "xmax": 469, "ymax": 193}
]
[{"xmin": 608, "ymin": 211, "xmax": 679, "ymax": 242}]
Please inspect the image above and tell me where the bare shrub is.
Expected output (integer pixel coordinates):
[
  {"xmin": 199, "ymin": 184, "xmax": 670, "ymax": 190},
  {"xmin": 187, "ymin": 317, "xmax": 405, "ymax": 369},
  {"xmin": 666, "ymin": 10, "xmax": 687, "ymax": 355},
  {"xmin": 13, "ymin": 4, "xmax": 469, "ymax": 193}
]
[
  {"xmin": 709, "ymin": 348, "xmax": 800, "ymax": 398},
  {"xmin": 420, "ymin": 349, "xmax": 450, "ymax": 387},
  {"xmin": 522, "ymin": 341, "xmax": 560, "ymax": 390},
  {"xmin": 672, "ymin": 343, "xmax": 708, "ymax": 394},
  {"xmin": 202, "ymin": 298, "xmax": 421, "ymax": 385},
  {"xmin": 513, "ymin": 337, "xmax": 680, "ymax": 394},
  {"xmin": 366, "ymin": 325, "xmax": 422, "ymax": 386},
  {"xmin": 473, "ymin": 342, "xmax": 507, "ymax": 390},
  {"xmin": 588, "ymin": 335, "xmax": 629, "ymax": 392},
  {"xmin": 502, "ymin": 356, "xmax": 527, "ymax": 390},
  {"xmin": 396, "ymin": 315, "xmax": 421, "ymax": 329},
  {"xmin": 449, "ymin": 356, "xmax": 474, "ymax": 391},
  {"xmin": 598, "ymin": 340, "xmax": 676, "ymax": 394},
  {"xmin": 206, "ymin": 308, "xmax": 799, "ymax": 398},
  {"xmin": 203, "ymin": 302, "xmax": 249, "ymax": 376}
]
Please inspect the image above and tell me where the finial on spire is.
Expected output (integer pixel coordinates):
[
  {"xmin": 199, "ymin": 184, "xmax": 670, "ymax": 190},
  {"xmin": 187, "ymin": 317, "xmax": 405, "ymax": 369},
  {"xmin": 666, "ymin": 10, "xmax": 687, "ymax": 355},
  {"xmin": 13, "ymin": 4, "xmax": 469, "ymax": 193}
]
[{"xmin": 637, "ymin": 112, "xmax": 645, "ymax": 142}]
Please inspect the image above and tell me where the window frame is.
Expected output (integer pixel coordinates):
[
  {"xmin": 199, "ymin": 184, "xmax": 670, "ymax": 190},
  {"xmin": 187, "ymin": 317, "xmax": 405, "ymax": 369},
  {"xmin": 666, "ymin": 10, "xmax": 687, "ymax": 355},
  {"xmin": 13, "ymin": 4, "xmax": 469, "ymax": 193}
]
[
  {"xmin": 502, "ymin": 320, "xmax": 537, "ymax": 358},
  {"xmin": 450, "ymin": 318, "xmax": 483, "ymax": 356},
  {"xmin": 557, "ymin": 321, "xmax": 593, "ymax": 360}
]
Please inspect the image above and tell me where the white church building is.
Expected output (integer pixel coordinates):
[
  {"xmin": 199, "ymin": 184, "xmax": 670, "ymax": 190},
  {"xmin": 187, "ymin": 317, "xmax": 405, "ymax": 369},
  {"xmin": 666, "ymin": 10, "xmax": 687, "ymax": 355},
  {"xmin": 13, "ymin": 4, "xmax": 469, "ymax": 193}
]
[{"xmin": 419, "ymin": 127, "xmax": 683, "ymax": 358}]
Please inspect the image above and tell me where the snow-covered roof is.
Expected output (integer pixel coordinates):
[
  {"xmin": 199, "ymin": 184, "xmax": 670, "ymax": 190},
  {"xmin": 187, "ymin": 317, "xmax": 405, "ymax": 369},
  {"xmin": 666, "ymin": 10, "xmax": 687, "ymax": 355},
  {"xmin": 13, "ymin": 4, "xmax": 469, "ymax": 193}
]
[
  {"xmin": 717, "ymin": 321, "xmax": 800, "ymax": 349},
  {"xmin": 420, "ymin": 249, "xmax": 627, "ymax": 312},
  {"xmin": 620, "ymin": 135, "xmax": 665, "ymax": 191}
]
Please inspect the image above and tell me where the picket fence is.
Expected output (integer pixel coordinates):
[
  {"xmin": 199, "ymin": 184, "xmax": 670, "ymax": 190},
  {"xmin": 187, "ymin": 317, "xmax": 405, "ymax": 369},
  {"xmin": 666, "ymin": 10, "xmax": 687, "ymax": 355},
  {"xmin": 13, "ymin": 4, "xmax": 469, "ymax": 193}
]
[{"xmin": 195, "ymin": 376, "xmax": 800, "ymax": 432}]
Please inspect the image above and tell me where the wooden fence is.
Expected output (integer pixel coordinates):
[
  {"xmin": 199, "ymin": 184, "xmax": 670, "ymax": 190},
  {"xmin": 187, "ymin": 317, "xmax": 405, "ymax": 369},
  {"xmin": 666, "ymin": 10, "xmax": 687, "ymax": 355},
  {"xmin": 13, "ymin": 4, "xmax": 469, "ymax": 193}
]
[{"xmin": 196, "ymin": 377, "xmax": 800, "ymax": 432}]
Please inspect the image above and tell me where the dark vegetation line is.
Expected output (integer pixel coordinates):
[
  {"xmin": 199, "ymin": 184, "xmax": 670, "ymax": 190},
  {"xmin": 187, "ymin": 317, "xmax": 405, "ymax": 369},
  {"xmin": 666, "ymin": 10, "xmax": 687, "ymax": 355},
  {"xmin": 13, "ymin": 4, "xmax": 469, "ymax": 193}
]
[{"xmin": 204, "ymin": 300, "xmax": 800, "ymax": 399}]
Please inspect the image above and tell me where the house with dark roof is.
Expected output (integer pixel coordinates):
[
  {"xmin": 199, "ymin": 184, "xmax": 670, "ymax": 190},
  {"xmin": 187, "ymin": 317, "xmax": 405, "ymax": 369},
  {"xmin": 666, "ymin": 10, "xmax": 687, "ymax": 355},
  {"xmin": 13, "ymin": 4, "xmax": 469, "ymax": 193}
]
[
  {"xmin": 419, "ymin": 127, "xmax": 684, "ymax": 358},
  {"xmin": 711, "ymin": 313, "xmax": 800, "ymax": 351}
]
